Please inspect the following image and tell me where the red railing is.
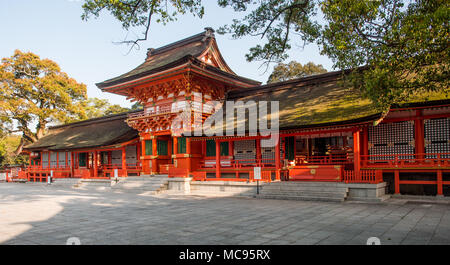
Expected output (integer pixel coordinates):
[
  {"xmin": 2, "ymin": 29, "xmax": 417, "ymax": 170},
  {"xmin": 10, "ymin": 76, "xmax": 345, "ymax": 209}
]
[
  {"xmin": 127, "ymin": 102, "xmax": 214, "ymax": 120},
  {"xmin": 199, "ymin": 159, "xmax": 278, "ymax": 169},
  {"xmin": 295, "ymin": 154, "xmax": 352, "ymax": 165},
  {"xmin": 21, "ymin": 162, "xmax": 142, "ymax": 180},
  {"xmin": 361, "ymin": 153, "xmax": 450, "ymax": 168},
  {"xmin": 343, "ymin": 169, "xmax": 383, "ymax": 184},
  {"xmin": 190, "ymin": 168, "xmax": 276, "ymax": 182}
]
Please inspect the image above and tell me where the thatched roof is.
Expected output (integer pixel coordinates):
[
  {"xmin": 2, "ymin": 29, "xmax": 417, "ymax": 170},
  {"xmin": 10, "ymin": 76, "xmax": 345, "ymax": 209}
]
[{"xmin": 24, "ymin": 112, "xmax": 139, "ymax": 151}]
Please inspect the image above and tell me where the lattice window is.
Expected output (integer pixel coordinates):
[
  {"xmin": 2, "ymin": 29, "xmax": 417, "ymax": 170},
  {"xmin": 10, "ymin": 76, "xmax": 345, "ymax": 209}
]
[
  {"xmin": 126, "ymin": 145, "xmax": 137, "ymax": 164},
  {"xmin": 368, "ymin": 121, "xmax": 415, "ymax": 160},
  {"xmin": 42, "ymin": 152, "xmax": 49, "ymax": 168},
  {"xmin": 58, "ymin": 152, "xmax": 66, "ymax": 167},
  {"xmin": 111, "ymin": 150, "xmax": 122, "ymax": 166},
  {"xmin": 234, "ymin": 140, "xmax": 255, "ymax": 163},
  {"xmin": 50, "ymin": 152, "xmax": 58, "ymax": 167},
  {"xmin": 425, "ymin": 118, "xmax": 450, "ymax": 158}
]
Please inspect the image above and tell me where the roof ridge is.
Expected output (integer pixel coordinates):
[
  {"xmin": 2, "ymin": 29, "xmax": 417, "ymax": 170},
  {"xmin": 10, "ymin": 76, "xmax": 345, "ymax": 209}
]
[
  {"xmin": 147, "ymin": 28, "xmax": 214, "ymax": 58},
  {"xmin": 49, "ymin": 109, "xmax": 142, "ymax": 130}
]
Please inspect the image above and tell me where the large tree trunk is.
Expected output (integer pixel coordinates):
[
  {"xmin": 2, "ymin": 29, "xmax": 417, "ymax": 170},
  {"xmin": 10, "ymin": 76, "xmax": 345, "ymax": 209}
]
[{"xmin": 13, "ymin": 137, "xmax": 27, "ymax": 156}]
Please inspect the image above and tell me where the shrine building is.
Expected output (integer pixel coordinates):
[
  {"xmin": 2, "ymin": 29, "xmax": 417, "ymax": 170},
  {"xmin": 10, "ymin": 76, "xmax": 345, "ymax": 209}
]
[{"xmin": 20, "ymin": 28, "xmax": 450, "ymax": 197}]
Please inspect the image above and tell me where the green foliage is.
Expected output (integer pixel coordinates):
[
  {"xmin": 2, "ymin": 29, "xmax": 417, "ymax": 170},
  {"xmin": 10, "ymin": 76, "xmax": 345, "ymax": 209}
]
[
  {"xmin": 0, "ymin": 50, "xmax": 87, "ymax": 148},
  {"xmin": 0, "ymin": 135, "xmax": 28, "ymax": 167},
  {"xmin": 82, "ymin": 0, "xmax": 449, "ymax": 109},
  {"xmin": 267, "ymin": 61, "xmax": 327, "ymax": 83},
  {"xmin": 130, "ymin": 102, "xmax": 144, "ymax": 110},
  {"xmin": 319, "ymin": 0, "xmax": 450, "ymax": 109},
  {"xmin": 217, "ymin": 0, "xmax": 320, "ymax": 64},
  {"xmin": 81, "ymin": 0, "xmax": 204, "ymax": 46},
  {"xmin": 219, "ymin": 0, "xmax": 449, "ymax": 109},
  {"xmin": 81, "ymin": 98, "xmax": 131, "ymax": 119}
]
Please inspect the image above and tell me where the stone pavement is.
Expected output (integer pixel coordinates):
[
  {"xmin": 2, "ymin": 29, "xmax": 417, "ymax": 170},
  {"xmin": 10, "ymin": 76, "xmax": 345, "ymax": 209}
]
[{"xmin": 0, "ymin": 183, "xmax": 449, "ymax": 245}]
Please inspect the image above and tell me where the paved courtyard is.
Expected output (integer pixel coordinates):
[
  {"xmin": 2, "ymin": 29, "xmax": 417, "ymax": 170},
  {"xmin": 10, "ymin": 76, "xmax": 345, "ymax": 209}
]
[{"xmin": 1, "ymin": 183, "xmax": 450, "ymax": 245}]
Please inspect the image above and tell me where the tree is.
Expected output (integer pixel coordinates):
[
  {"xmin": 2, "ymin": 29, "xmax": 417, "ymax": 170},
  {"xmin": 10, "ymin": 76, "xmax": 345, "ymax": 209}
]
[
  {"xmin": 82, "ymin": 0, "xmax": 449, "ymax": 109},
  {"xmin": 130, "ymin": 102, "xmax": 144, "ymax": 110},
  {"xmin": 267, "ymin": 61, "xmax": 327, "ymax": 83},
  {"xmin": 0, "ymin": 135, "xmax": 28, "ymax": 167},
  {"xmin": 82, "ymin": 98, "xmax": 131, "ymax": 119},
  {"xmin": 81, "ymin": 0, "xmax": 204, "ymax": 50},
  {"xmin": 0, "ymin": 50, "xmax": 87, "ymax": 154}
]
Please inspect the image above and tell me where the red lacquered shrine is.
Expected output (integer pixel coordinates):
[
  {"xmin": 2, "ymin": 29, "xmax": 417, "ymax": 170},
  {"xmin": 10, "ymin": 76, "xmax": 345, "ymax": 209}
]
[{"xmin": 21, "ymin": 28, "xmax": 450, "ymax": 197}]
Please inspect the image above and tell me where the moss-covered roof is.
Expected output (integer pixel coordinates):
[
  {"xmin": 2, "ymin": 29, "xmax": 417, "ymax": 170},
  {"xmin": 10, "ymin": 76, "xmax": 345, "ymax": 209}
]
[
  {"xmin": 24, "ymin": 112, "xmax": 139, "ymax": 151},
  {"xmin": 208, "ymin": 71, "xmax": 382, "ymax": 133}
]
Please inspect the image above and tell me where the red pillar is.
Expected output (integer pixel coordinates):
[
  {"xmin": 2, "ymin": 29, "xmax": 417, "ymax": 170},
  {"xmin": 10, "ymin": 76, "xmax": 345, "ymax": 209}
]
[
  {"xmin": 122, "ymin": 147, "xmax": 127, "ymax": 177},
  {"xmin": 437, "ymin": 170, "xmax": 443, "ymax": 196},
  {"xmin": 173, "ymin": 137, "xmax": 178, "ymax": 168},
  {"xmin": 353, "ymin": 130, "xmax": 361, "ymax": 180},
  {"xmin": 415, "ymin": 110, "xmax": 425, "ymax": 162},
  {"xmin": 93, "ymin": 151, "xmax": 98, "ymax": 178},
  {"xmin": 173, "ymin": 137, "xmax": 178, "ymax": 155},
  {"xmin": 215, "ymin": 140, "xmax": 221, "ymax": 178},
  {"xmin": 71, "ymin": 152, "xmax": 74, "ymax": 178},
  {"xmin": 186, "ymin": 138, "xmax": 192, "ymax": 173},
  {"xmin": 256, "ymin": 138, "xmax": 261, "ymax": 166},
  {"xmin": 152, "ymin": 137, "xmax": 158, "ymax": 174},
  {"xmin": 275, "ymin": 135, "xmax": 281, "ymax": 180},
  {"xmin": 48, "ymin": 152, "xmax": 51, "ymax": 168},
  {"xmin": 394, "ymin": 170, "xmax": 400, "ymax": 194}
]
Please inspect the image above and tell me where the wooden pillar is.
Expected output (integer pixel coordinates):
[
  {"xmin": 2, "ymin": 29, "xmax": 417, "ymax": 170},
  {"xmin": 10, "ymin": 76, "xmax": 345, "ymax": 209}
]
[
  {"xmin": 48, "ymin": 152, "xmax": 51, "ymax": 168},
  {"xmin": 71, "ymin": 152, "xmax": 74, "ymax": 178},
  {"xmin": 394, "ymin": 170, "xmax": 400, "ymax": 194},
  {"xmin": 173, "ymin": 137, "xmax": 178, "ymax": 155},
  {"xmin": 122, "ymin": 147, "xmax": 127, "ymax": 177},
  {"xmin": 275, "ymin": 135, "xmax": 281, "ymax": 180},
  {"xmin": 152, "ymin": 137, "xmax": 158, "ymax": 173},
  {"xmin": 415, "ymin": 110, "xmax": 425, "ymax": 161},
  {"xmin": 353, "ymin": 130, "xmax": 361, "ymax": 180},
  {"xmin": 256, "ymin": 138, "xmax": 261, "ymax": 166},
  {"xmin": 186, "ymin": 138, "xmax": 192, "ymax": 172},
  {"xmin": 141, "ymin": 137, "xmax": 146, "ymax": 157},
  {"xmin": 215, "ymin": 140, "xmax": 221, "ymax": 178},
  {"xmin": 437, "ymin": 170, "xmax": 443, "ymax": 196},
  {"xmin": 93, "ymin": 151, "xmax": 98, "ymax": 178},
  {"xmin": 56, "ymin": 152, "xmax": 59, "ymax": 168},
  {"xmin": 65, "ymin": 152, "xmax": 68, "ymax": 168},
  {"xmin": 361, "ymin": 128, "xmax": 368, "ymax": 166}
]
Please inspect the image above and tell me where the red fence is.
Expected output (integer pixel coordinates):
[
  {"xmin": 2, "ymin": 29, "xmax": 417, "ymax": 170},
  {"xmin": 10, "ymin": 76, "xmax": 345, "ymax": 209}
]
[
  {"xmin": 343, "ymin": 169, "xmax": 383, "ymax": 184},
  {"xmin": 362, "ymin": 153, "xmax": 450, "ymax": 168},
  {"xmin": 295, "ymin": 154, "xmax": 352, "ymax": 165},
  {"xmin": 200, "ymin": 159, "xmax": 277, "ymax": 169}
]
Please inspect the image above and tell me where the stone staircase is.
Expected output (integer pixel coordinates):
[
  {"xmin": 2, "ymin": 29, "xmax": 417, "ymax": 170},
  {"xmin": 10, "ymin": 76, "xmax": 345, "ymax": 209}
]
[
  {"xmin": 111, "ymin": 175, "xmax": 169, "ymax": 195},
  {"xmin": 257, "ymin": 181, "xmax": 349, "ymax": 202}
]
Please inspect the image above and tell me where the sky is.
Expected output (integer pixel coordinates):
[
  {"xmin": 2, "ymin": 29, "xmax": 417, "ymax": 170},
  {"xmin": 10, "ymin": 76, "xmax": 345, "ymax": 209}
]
[{"xmin": 0, "ymin": 0, "xmax": 333, "ymax": 108}]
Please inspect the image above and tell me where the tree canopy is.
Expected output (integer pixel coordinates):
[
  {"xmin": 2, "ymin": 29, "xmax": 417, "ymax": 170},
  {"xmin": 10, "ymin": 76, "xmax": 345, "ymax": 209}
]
[
  {"xmin": 0, "ymin": 50, "xmax": 88, "ymax": 154},
  {"xmin": 82, "ymin": 98, "xmax": 131, "ymax": 119},
  {"xmin": 0, "ymin": 50, "xmax": 132, "ymax": 157},
  {"xmin": 81, "ymin": 0, "xmax": 449, "ymax": 110},
  {"xmin": 267, "ymin": 61, "xmax": 327, "ymax": 83}
]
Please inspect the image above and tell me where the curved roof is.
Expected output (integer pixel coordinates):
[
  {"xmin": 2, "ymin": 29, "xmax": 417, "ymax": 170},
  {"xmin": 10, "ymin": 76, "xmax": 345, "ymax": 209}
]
[
  {"xmin": 24, "ymin": 112, "xmax": 139, "ymax": 151},
  {"xmin": 96, "ymin": 28, "xmax": 260, "ymax": 90}
]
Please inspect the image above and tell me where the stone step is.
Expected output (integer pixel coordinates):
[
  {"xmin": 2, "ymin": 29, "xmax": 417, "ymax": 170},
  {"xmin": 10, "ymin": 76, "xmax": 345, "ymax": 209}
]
[
  {"xmin": 110, "ymin": 176, "xmax": 169, "ymax": 194},
  {"xmin": 260, "ymin": 189, "xmax": 347, "ymax": 196},
  {"xmin": 256, "ymin": 181, "xmax": 349, "ymax": 202},
  {"xmin": 265, "ymin": 181, "xmax": 345, "ymax": 188},
  {"xmin": 256, "ymin": 194, "xmax": 345, "ymax": 203},
  {"xmin": 261, "ymin": 186, "xmax": 348, "ymax": 193}
]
